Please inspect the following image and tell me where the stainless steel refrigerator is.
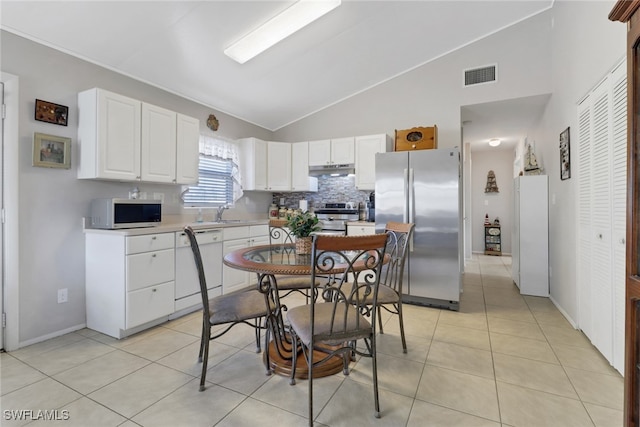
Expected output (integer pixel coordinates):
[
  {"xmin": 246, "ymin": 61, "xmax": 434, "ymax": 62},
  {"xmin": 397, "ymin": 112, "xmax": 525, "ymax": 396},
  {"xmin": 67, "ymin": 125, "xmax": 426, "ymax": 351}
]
[{"xmin": 375, "ymin": 148, "xmax": 461, "ymax": 310}]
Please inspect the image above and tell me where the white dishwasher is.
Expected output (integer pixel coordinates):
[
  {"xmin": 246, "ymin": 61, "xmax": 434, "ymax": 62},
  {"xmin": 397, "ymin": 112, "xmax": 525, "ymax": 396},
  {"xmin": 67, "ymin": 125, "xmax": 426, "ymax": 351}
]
[{"xmin": 175, "ymin": 229, "xmax": 223, "ymax": 312}]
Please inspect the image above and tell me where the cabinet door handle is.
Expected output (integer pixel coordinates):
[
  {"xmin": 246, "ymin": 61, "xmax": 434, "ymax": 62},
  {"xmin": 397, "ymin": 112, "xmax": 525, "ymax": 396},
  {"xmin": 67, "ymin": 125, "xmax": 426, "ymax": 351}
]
[
  {"xmin": 152, "ymin": 288, "xmax": 157, "ymax": 292},
  {"xmin": 152, "ymin": 236, "xmax": 157, "ymax": 240},
  {"xmin": 151, "ymin": 254, "xmax": 157, "ymax": 258}
]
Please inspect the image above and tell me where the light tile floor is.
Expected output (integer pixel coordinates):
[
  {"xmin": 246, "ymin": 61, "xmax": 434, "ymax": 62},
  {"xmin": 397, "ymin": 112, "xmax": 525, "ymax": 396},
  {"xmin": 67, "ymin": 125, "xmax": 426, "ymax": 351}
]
[{"xmin": 1, "ymin": 255, "xmax": 624, "ymax": 426}]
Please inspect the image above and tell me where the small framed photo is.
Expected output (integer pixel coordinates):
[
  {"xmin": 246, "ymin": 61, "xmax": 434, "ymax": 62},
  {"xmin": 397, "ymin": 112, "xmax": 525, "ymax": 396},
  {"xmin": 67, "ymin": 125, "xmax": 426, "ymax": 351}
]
[
  {"xmin": 560, "ymin": 127, "xmax": 570, "ymax": 180},
  {"xmin": 33, "ymin": 133, "xmax": 71, "ymax": 169},
  {"xmin": 34, "ymin": 99, "xmax": 68, "ymax": 126}
]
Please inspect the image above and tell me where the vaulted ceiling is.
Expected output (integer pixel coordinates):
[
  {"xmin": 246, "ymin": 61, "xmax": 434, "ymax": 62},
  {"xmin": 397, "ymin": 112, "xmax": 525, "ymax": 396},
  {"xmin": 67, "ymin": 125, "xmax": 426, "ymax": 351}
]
[{"xmin": 1, "ymin": 1, "xmax": 553, "ymax": 148}]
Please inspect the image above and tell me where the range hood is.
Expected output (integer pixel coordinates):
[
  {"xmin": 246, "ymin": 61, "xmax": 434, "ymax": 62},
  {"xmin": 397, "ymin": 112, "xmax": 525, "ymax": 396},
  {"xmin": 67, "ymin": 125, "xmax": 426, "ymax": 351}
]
[{"xmin": 308, "ymin": 163, "xmax": 355, "ymax": 176}]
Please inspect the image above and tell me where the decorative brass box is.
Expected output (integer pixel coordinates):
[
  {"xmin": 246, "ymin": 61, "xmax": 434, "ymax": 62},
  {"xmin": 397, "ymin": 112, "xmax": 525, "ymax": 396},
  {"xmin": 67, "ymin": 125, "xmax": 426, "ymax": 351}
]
[{"xmin": 394, "ymin": 126, "xmax": 438, "ymax": 151}]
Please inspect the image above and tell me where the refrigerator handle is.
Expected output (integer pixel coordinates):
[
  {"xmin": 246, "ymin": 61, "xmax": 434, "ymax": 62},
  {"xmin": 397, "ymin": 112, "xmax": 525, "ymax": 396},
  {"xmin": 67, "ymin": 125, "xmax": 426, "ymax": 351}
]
[
  {"xmin": 408, "ymin": 168, "xmax": 415, "ymax": 224},
  {"xmin": 403, "ymin": 168, "xmax": 409, "ymax": 223},
  {"xmin": 408, "ymin": 168, "xmax": 415, "ymax": 252}
]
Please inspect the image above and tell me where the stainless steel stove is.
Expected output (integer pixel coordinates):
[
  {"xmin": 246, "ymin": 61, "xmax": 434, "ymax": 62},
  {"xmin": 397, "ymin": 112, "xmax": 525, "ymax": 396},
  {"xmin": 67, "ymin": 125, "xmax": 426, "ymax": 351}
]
[{"xmin": 313, "ymin": 203, "xmax": 359, "ymax": 235}]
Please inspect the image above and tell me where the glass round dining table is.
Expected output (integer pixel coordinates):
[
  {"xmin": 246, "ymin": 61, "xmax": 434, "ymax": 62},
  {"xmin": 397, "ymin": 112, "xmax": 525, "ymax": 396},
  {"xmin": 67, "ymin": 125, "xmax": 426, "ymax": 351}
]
[{"xmin": 223, "ymin": 243, "xmax": 351, "ymax": 379}]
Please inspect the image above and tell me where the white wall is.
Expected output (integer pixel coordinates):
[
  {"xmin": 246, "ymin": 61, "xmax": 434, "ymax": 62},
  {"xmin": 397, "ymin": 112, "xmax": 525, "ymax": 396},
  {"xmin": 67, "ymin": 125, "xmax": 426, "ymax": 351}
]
[
  {"xmin": 471, "ymin": 150, "xmax": 514, "ymax": 254},
  {"xmin": 1, "ymin": 31, "xmax": 274, "ymax": 345},
  {"xmin": 273, "ymin": 1, "xmax": 625, "ymax": 329},
  {"xmin": 273, "ymin": 9, "xmax": 553, "ymax": 145},
  {"xmin": 528, "ymin": 1, "xmax": 624, "ymax": 324}
]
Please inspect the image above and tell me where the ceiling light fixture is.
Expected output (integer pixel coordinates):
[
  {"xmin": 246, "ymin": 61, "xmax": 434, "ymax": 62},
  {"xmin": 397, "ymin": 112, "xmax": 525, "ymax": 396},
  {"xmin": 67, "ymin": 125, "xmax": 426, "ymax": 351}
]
[
  {"xmin": 224, "ymin": 0, "xmax": 342, "ymax": 64},
  {"xmin": 489, "ymin": 138, "xmax": 501, "ymax": 147}
]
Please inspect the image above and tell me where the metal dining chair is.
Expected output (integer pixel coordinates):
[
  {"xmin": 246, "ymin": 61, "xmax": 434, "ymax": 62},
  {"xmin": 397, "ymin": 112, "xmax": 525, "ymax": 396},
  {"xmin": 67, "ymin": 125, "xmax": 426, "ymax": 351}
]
[
  {"xmin": 184, "ymin": 226, "xmax": 270, "ymax": 391},
  {"xmin": 286, "ymin": 233, "xmax": 390, "ymax": 426},
  {"xmin": 377, "ymin": 222, "xmax": 414, "ymax": 353},
  {"xmin": 268, "ymin": 219, "xmax": 322, "ymax": 301}
]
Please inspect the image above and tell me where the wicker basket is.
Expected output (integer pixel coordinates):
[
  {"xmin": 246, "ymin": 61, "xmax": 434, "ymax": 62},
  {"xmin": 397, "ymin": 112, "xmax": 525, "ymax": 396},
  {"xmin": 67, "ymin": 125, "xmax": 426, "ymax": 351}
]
[{"xmin": 295, "ymin": 237, "xmax": 312, "ymax": 254}]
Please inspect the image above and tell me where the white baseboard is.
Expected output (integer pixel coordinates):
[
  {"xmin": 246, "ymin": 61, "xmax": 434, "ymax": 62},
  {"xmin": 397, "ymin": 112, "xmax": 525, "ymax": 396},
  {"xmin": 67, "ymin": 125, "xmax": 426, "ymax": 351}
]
[
  {"xmin": 549, "ymin": 295, "xmax": 577, "ymax": 328},
  {"xmin": 18, "ymin": 323, "xmax": 87, "ymax": 349}
]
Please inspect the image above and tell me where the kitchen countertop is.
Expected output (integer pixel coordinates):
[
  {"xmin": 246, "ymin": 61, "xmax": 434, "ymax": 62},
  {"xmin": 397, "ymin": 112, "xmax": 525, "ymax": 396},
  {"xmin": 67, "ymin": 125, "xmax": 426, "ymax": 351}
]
[{"xmin": 83, "ymin": 216, "xmax": 269, "ymax": 236}]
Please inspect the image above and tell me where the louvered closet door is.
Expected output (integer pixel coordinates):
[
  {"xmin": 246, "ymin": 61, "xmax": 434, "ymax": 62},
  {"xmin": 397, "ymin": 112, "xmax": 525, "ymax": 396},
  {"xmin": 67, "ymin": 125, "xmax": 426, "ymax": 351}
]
[
  {"xmin": 577, "ymin": 96, "xmax": 593, "ymax": 342},
  {"xmin": 591, "ymin": 77, "xmax": 614, "ymax": 364},
  {"xmin": 611, "ymin": 62, "xmax": 627, "ymax": 373},
  {"xmin": 577, "ymin": 59, "xmax": 627, "ymax": 373}
]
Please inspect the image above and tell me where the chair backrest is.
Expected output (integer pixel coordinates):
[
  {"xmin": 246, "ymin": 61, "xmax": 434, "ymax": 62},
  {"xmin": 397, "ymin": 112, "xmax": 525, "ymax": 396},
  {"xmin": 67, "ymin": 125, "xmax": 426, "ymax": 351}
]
[
  {"xmin": 310, "ymin": 233, "xmax": 390, "ymax": 338},
  {"xmin": 183, "ymin": 226, "xmax": 211, "ymax": 319},
  {"xmin": 269, "ymin": 219, "xmax": 295, "ymax": 245},
  {"xmin": 381, "ymin": 222, "xmax": 415, "ymax": 293}
]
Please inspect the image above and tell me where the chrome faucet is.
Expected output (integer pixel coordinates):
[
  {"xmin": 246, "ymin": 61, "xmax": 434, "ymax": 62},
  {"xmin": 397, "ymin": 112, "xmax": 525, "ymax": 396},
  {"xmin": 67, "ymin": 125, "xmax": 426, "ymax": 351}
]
[{"xmin": 215, "ymin": 205, "xmax": 229, "ymax": 222}]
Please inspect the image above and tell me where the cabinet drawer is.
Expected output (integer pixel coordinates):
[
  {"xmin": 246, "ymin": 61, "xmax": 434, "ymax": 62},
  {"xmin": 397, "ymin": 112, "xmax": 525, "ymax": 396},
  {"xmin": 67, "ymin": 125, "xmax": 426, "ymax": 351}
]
[
  {"xmin": 126, "ymin": 233, "xmax": 174, "ymax": 254},
  {"xmin": 223, "ymin": 226, "xmax": 249, "ymax": 241},
  {"xmin": 126, "ymin": 281, "xmax": 174, "ymax": 329},
  {"xmin": 126, "ymin": 249, "xmax": 175, "ymax": 291}
]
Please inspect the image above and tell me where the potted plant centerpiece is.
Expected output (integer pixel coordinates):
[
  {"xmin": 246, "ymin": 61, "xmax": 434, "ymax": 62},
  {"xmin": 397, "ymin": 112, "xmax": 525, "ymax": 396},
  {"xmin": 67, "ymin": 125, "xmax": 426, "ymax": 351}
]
[{"xmin": 285, "ymin": 210, "xmax": 321, "ymax": 254}]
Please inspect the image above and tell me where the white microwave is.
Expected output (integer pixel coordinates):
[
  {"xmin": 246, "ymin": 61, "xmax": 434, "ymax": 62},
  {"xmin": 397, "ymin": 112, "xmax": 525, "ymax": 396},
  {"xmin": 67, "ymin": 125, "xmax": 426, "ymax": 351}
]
[{"xmin": 90, "ymin": 198, "xmax": 162, "ymax": 229}]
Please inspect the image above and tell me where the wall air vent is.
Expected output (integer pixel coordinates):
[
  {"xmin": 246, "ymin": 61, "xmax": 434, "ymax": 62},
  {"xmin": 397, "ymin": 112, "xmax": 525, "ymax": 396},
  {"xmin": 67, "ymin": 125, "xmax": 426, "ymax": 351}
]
[{"xmin": 464, "ymin": 64, "xmax": 497, "ymax": 87}]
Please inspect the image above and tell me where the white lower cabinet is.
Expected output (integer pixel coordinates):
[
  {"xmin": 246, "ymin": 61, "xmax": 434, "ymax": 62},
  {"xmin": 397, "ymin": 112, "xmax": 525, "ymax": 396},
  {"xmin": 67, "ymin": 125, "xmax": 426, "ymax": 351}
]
[
  {"xmin": 86, "ymin": 232, "xmax": 175, "ymax": 338},
  {"xmin": 86, "ymin": 224, "xmax": 268, "ymax": 338},
  {"xmin": 222, "ymin": 225, "xmax": 268, "ymax": 294}
]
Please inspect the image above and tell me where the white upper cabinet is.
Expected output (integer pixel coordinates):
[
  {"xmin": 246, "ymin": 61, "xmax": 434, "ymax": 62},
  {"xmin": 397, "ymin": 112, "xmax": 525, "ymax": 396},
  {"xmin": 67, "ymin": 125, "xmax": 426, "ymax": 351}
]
[
  {"xmin": 239, "ymin": 138, "xmax": 267, "ymax": 191},
  {"xmin": 267, "ymin": 141, "xmax": 292, "ymax": 191},
  {"xmin": 308, "ymin": 140, "xmax": 331, "ymax": 166},
  {"xmin": 239, "ymin": 138, "xmax": 291, "ymax": 191},
  {"xmin": 176, "ymin": 114, "xmax": 200, "ymax": 184},
  {"xmin": 331, "ymin": 137, "xmax": 355, "ymax": 164},
  {"xmin": 78, "ymin": 88, "xmax": 141, "ymax": 180},
  {"xmin": 77, "ymin": 88, "xmax": 199, "ymax": 184},
  {"xmin": 141, "ymin": 103, "xmax": 176, "ymax": 183},
  {"xmin": 291, "ymin": 141, "xmax": 317, "ymax": 192},
  {"xmin": 308, "ymin": 137, "xmax": 355, "ymax": 166},
  {"xmin": 355, "ymin": 134, "xmax": 392, "ymax": 190}
]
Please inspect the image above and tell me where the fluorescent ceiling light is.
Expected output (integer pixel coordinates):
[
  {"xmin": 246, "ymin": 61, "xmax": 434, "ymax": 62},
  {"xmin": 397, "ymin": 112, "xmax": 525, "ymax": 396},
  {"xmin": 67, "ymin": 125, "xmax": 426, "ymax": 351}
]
[
  {"xmin": 224, "ymin": 0, "xmax": 341, "ymax": 64},
  {"xmin": 489, "ymin": 138, "xmax": 501, "ymax": 147}
]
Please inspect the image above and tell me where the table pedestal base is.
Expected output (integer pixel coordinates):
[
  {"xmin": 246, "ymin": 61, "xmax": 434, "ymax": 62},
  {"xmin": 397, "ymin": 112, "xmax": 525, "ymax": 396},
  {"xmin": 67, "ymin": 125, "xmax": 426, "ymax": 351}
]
[{"xmin": 265, "ymin": 341, "xmax": 347, "ymax": 379}]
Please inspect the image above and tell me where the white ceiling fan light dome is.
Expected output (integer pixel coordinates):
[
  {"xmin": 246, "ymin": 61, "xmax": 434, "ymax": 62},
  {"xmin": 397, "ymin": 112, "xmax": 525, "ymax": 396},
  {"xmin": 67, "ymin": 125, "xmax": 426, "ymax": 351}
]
[{"xmin": 489, "ymin": 138, "xmax": 501, "ymax": 147}]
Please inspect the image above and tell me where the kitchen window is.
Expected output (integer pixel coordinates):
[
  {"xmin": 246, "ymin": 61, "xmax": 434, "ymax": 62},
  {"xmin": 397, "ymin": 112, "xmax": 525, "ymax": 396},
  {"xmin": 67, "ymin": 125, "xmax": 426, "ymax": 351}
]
[{"xmin": 182, "ymin": 136, "xmax": 243, "ymax": 207}]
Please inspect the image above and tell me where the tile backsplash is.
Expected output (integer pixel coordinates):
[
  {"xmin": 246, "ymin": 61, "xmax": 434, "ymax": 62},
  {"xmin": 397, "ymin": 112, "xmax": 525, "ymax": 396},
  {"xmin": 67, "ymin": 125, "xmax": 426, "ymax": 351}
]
[{"xmin": 273, "ymin": 175, "xmax": 372, "ymax": 210}]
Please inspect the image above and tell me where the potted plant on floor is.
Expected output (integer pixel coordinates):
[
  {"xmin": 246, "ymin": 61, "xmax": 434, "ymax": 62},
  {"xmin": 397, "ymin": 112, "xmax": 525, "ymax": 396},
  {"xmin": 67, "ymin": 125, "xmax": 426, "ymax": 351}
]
[{"xmin": 285, "ymin": 210, "xmax": 321, "ymax": 254}]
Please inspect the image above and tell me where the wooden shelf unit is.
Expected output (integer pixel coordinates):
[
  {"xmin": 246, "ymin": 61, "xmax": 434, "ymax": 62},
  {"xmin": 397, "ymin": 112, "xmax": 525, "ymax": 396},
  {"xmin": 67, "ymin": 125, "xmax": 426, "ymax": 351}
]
[{"xmin": 484, "ymin": 224, "xmax": 502, "ymax": 256}]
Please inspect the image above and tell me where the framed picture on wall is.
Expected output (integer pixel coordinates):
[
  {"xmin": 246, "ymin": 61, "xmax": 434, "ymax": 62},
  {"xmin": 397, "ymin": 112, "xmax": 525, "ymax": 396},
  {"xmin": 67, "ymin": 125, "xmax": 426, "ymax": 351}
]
[
  {"xmin": 34, "ymin": 99, "xmax": 68, "ymax": 126},
  {"xmin": 33, "ymin": 132, "xmax": 71, "ymax": 169},
  {"xmin": 560, "ymin": 127, "xmax": 570, "ymax": 180}
]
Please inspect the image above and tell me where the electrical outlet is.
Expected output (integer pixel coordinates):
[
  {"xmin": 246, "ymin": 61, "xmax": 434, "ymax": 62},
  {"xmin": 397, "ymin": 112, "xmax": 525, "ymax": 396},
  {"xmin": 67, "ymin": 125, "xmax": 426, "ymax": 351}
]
[
  {"xmin": 57, "ymin": 288, "xmax": 68, "ymax": 304},
  {"xmin": 153, "ymin": 192, "xmax": 164, "ymax": 203}
]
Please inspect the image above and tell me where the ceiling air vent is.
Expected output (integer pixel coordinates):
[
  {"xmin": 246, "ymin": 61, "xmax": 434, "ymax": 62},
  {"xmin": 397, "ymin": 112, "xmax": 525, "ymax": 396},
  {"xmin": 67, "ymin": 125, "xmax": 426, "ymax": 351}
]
[{"xmin": 464, "ymin": 64, "xmax": 497, "ymax": 87}]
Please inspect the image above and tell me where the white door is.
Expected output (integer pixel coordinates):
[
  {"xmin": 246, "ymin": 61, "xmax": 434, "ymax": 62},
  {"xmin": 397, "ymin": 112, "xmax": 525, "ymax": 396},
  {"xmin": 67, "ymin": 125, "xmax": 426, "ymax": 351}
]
[{"xmin": 576, "ymin": 59, "xmax": 626, "ymax": 372}]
